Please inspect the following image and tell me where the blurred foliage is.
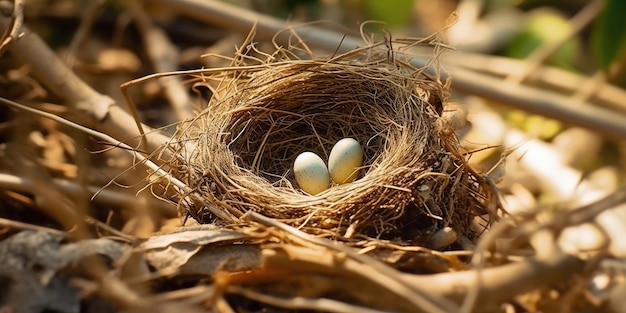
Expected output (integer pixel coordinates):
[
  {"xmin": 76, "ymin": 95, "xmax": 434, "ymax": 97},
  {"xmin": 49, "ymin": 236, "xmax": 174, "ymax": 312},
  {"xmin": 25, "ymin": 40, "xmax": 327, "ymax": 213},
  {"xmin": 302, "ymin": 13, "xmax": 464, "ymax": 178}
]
[
  {"xmin": 515, "ymin": 0, "xmax": 589, "ymax": 11},
  {"xmin": 591, "ymin": 0, "xmax": 626, "ymax": 78},
  {"xmin": 503, "ymin": 9, "xmax": 581, "ymax": 71},
  {"xmin": 362, "ymin": 0, "xmax": 414, "ymax": 29},
  {"xmin": 506, "ymin": 110, "xmax": 562, "ymax": 140}
]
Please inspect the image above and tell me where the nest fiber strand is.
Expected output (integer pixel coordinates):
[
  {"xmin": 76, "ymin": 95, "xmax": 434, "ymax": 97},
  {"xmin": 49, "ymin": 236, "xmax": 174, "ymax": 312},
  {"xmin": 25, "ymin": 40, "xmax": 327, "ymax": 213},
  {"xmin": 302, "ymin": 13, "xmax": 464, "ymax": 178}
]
[{"xmin": 168, "ymin": 38, "xmax": 489, "ymax": 243}]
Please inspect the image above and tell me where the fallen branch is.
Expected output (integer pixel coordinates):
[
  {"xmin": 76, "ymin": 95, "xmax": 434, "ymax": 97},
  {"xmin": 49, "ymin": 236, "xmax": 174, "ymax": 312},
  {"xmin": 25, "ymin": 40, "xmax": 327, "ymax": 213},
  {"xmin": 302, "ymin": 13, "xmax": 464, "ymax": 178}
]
[
  {"xmin": 259, "ymin": 243, "xmax": 583, "ymax": 311},
  {"xmin": 0, "ymin": 173, "xmax": 177, "ymax": 217},
  {"xmin": 247, "ymin": 211, "xmax": 460, "ymax": 313}
]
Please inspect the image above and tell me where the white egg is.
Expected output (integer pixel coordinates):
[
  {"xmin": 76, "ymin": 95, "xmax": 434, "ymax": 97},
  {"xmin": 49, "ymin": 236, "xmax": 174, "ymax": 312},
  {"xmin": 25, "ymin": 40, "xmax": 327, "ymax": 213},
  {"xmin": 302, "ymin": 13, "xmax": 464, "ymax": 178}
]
[
  {"xmin": 293, "ymin": 152, "xmax": 330, "ymax": 195},
  {"xmin": 328, "ymin": 138, "xmax": 363, "ymax": 184}
]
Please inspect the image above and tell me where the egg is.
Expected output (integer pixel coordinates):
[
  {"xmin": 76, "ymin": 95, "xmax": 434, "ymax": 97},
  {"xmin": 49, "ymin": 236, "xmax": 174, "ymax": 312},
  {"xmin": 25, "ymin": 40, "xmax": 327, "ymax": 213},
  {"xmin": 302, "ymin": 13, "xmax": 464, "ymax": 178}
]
[
  {"xmin": 293, "ymin": 152, "xmax": 330, "ymax": 195},
  {"xmin": 328, "ymin": 138, "xmax": 363, "ymax": 184}
]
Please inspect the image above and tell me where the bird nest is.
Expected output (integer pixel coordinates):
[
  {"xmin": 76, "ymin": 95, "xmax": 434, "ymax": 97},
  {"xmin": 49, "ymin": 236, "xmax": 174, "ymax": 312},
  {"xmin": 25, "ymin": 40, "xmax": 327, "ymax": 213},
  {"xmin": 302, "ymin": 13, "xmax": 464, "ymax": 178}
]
[{"xmin": 164, "ymin": 35, "xmax": 495, "ymax": 245}]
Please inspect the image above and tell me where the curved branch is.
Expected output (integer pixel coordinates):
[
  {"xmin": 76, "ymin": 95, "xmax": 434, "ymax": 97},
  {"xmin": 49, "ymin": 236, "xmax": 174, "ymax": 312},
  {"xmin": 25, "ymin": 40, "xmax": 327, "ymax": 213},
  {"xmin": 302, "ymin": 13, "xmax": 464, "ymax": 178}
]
[
  {"xmin": 262, "ymin": 244, "xmax": 583, "ymax": 311},
  {"xmin": 404, "ymin": 251, "xmax": 584, "ymax": 305}
]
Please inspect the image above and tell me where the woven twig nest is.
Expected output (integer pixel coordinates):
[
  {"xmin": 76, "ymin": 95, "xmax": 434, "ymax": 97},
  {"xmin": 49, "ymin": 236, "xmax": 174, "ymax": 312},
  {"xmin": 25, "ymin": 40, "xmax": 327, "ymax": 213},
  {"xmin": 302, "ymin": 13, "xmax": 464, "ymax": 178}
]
[{"xmin": 166, "ymin": 36, "xmax": 493, "ymax": 244}]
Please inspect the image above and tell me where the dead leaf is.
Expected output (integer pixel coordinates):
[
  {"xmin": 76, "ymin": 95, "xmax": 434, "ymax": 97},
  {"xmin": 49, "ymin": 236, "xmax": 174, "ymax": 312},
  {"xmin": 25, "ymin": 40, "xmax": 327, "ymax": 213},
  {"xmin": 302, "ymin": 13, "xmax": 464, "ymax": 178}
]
[
  {"xmin": 0, "ymin": 267, "xmax": 80, "ymax": 313},
  {"xmin": 0, "ymin": 230, "xmax": 127, "ymax": 280},
  {"xmin": 180, "ymin": 244, "xmax": 261, "ymax": 276},
  {"xmin": 140, "ymin": 227, "xmax": 249, "ymax": 272},
  {"xmin": 0, "ymin": 230, "xmax": 128, "ymax": 313}
]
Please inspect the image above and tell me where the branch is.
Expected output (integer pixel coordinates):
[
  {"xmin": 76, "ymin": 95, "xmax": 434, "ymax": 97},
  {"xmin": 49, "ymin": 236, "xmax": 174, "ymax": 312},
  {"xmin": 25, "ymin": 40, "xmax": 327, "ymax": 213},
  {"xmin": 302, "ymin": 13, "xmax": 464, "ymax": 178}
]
[
  {"xmin": 261, "ymin": 243, "xmax": 583, "ymax": 311},
  {"xmin": 450, "ymin": 66, "xmax": 626, "ymax": 138},
  {"xmin": 0, "ymin": 0, "xmax": 23, "ymax": 56},
  {"xmin": 145, "ymin": 0, "xmax": 370, "ymax": 60},
  {"xmin": 248, "ymin": 211, "xmax": 460, "ymax": 313},
  {"xmin": 404, "ymin": 251, "xmax": 584, "ymax": 305},
  {"xmin": 445, "ymin": 52, "xmax": 626, "ymax": 113},
  {"xmin": 0, "ymin": 173, "xmax": 177, "ymax": 217}
]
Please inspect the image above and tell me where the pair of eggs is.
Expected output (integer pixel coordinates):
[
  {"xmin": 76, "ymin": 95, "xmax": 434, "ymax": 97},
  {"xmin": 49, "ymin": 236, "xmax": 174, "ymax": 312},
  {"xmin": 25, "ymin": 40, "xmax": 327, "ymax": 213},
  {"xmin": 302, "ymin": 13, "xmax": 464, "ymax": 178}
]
[{"xmin": 293, "ymin": 138, "xmax": 363, "ymax": 195}]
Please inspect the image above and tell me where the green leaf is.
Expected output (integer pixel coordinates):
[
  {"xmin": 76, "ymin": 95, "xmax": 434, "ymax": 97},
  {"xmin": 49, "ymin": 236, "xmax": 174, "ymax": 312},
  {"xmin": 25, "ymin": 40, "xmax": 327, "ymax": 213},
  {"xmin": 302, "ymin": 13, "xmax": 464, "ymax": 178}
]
[
  {"xmin": 362, "ymin": 0, "xmax": 415, "ymax": 29},
  {"xmin": 504, "ymin": 9, "xmax": 580, "ymax": 71},
  {"xmin": 591, "ymin": 0, "xmax": 626, "ymax": 71}
]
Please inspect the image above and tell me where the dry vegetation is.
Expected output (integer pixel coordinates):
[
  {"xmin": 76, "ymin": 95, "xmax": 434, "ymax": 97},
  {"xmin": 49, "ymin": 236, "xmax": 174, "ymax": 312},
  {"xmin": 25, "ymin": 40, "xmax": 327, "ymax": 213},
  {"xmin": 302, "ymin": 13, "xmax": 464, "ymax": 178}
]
[{"xmin": 1, "ymin": 1, "xmax": 626, "ymax": 313}]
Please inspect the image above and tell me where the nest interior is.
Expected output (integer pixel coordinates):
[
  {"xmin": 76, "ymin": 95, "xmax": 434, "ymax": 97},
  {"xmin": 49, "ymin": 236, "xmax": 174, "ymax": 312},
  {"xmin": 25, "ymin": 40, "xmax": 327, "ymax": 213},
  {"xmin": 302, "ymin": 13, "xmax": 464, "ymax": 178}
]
[{"xmin": 168, "ymin": 39, "xmax": 490, "ymax": 244}]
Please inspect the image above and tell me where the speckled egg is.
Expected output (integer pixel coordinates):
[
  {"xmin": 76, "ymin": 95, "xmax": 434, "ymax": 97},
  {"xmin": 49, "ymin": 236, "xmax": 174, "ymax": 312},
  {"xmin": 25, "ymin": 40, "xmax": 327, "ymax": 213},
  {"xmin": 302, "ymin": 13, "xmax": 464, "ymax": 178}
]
[
  {"xmin": 328, "ymin": 138, "xmax": 363, "ymax": 184},
  {"xmin": 294, "ymin": 152, "xmax": 330, "ymax": 195}
]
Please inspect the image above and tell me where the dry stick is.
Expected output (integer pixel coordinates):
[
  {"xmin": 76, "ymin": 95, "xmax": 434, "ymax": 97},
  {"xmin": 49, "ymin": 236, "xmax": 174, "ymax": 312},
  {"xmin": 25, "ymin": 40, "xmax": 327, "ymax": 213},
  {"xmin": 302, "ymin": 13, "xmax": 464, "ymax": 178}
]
[
  {"xmin": 521, "ymin": 185, "xmax": 626, "ymax": 236},
  {"xmin": 572, "ymin": 70, "xmax": 606, "ymax": 104},
  {"xmin": 3, "ymin": 123, "xmax": 148, "ymax": 308},
  {"xmin": 84, "ymin": 216, "xmax": 136, "ymax": 242},
  {"xmin": 450, "ymin": 66, "xmax": 626, "ymax": 138},
  {"xmin": 127, "ymin": 1, "xmax": 195, "ymax": 121},
  {"xmin": 0, "ymin": 173, "xmax": 177, "ymax": 217},
  {"xmin": 147, "ymin": 0, "xmax": 626, "ymax": 139},
  {"xmin": 215, "ymin": 298, "xmax": 237, "ymax": 313},
  {"xmin": 0, "ymin": 14, "xmax": 169, "ymax": 154},
  {"xmin": 228, "ymin": 285, "xmax": 393, "ymax": 313},
  {"xmin": 0, "ymin": 216, "xmax": 66, "ymax": 236},
  {"xmin": 458, "ymin": 184, "xmax": 626, "ymax": 312},
  {"xmin": 148, "ymin": 285, "xmax": 215, "ymax": 303},
  {"xmin": 247, "ymin": 211, "xmax": 459, "ymax": 313},
  {"xmin": 0, "ymin": 96, "xmax": 237, "ymax": 224},
  {"xmin": 405, "ymin": 249, "xmax": 584, "ymax": 307},
  {"xmin": 264, "ymin": 243, "xmax": 583, "ymax": 310},
  {"xmin": 505, "ymin": 0, "xmax": 604, "ymax": 84},
  {"xmin": 63, "ymin": 0, "xmax": 105, "ymax": 68},
  {"xmin": 0, "ymin": 0, "xmax": 23, "ymax": 56},
  {"xmin": 444, "ymin": 52, "xmax": 626, "ymax": 113}
]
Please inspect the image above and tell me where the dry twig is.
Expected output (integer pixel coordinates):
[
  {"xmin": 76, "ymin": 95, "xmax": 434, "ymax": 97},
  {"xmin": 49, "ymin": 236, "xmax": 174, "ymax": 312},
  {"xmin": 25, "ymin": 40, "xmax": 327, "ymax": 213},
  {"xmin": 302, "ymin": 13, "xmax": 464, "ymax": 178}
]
[
  {"xmin": 445, "ymin": 52, "xmax": 626, "ymax": 113},
  {"xmin": 0, "ymin": 173, "xmax": 177, "ymax": 217},
  {"xmin": 0, "ymin": 0, "xmax": 23, "ymax": 56},
  {"xmin": 63, "ymin": 0, "xmax": 106, "ymax": 68},
  {"xmin": 127, "ymin": 1, "xmax": 195, "ymax": 121}
]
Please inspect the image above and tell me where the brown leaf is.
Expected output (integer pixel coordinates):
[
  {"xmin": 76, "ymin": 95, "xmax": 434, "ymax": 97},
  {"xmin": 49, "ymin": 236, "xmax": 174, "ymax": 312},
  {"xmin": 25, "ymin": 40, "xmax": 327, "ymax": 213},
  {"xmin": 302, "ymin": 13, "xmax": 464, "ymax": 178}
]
[{"xmin": 140, "ymin": 227, "xmax": 249, "ymax": 272}]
